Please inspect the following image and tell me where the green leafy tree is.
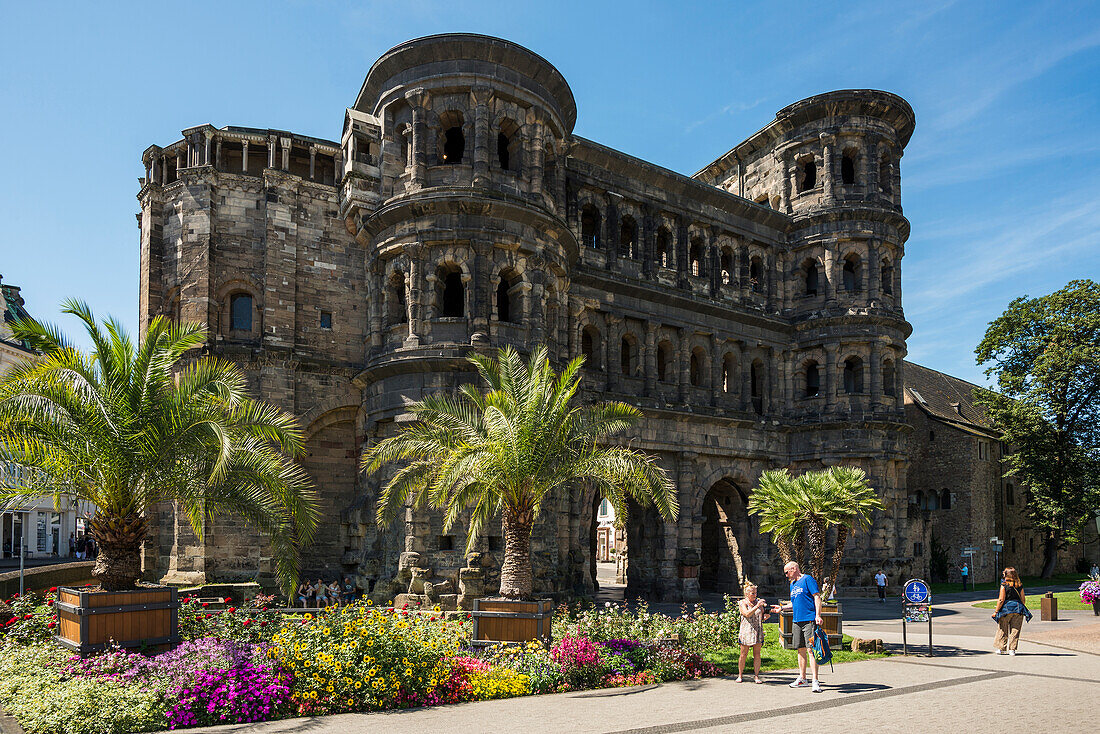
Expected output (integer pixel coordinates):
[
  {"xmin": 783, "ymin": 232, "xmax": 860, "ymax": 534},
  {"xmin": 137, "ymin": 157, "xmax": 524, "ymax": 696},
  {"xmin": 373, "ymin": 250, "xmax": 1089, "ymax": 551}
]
[
  {"xmin": 0, "ymin": 301, "xmax": 319, "ymax": 592},
  {"xmin": 362, "ymin": 345, "xmax": 678, "ymax": 600},
  {"xmin": 749, "ymin": 466, "xmax": 883, "ymax": 598},
  {"xmin": 975, "ymin": 279, "xmax": 1100, "ymax": 577}
]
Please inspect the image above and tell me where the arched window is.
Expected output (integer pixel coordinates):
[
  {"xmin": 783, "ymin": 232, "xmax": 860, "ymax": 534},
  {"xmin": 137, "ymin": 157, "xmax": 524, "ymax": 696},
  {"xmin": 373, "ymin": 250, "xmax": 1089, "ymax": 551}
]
[
  {"xmin": 749, "ymin": 256, "xmax": 763, "ymax": 293},
  {"xmin": 881, "ymin": 259, "xmax": 894, "ymax": 295},
  {"xmin": 925, "ymin": 492, "xmax": 939, "ymax": 511},
  {"xmin": 656, "ymin": 228, "xmax": 671, "ymax": 268},
  {"xmin": 690, "ymin": 237, "xmax": 705, "ymax": 277},
  {"xmin": 657, "ymin": 342, "xmax": 671, "ymax": 382},
  {"xmin": 801, "ymin": 159, "xmax": 817, "ymax": 191},
  {"xmin": 720, "ymin": 249, "xmax": 734, "ymax": 286},
  {"xmin": 722, "ymin": 353, "xmax": 735, "ymax": 393},
  {"xmin": 805, "ymin": 361, "xmax": 820, "ymax": 397},
  {"xmin": 941, "ymin": 488, "xmax": 951, "ymax": 510},
  {"xmin": 804, "ymin": 261, "xmax": 819, "ymax": 296},
  {"xmin": 883, "ymin": 360, "xmax": 896, "ymax": 397},
  {"xmin": 843, "ymin": 356, "xmax": 863, "ymax": 394},
  {"xmin": 496, "ymin": 270, "xmax": 520, "ymax": 323},
  {"xmin": 580, "ymin": 205, "xmax": 600, "ymax": 249},
  {"xmin": 387, "ymin": 271, "xmax": 407, "ymax": 325},
  {"xmin": 496, "ymin": 118, "xmax": 520, "ymax": 172},
  {"xmin": 619, "ymin": 215, "xmax": 638, "ymax": 259},
  {"xmin": 229, "ymin": 293, "xmax": 252, "ymax": 332},
  {"xmin": 841, "ymin": 151, "xmax": 856, "ymax": 185},
  {"xmin": 843, "ymin": 254, "xmax": 861, "ymax": 292},
  {"xmin": 442, "ymin": 120, "xmax": 465, "ymax": 164},
  {"xmin": 690, "ymin": 348, "xmax": 706, "ymax": 387},
  {"xmin": 879, "ymin": 154, "xmax": 892, "ymax": 194},
  {"xmin": 620, "ymin": 335, "xmax": 636, "ymax": 376},
  {"xmin": 581, "ymin": 326, "xmax": 600, "ymax": 369},
  {"xmin": 751, "ymin": 360, "xmax": 764, "ymax": 414},
  {"xmin": 438, "ymin": 265, "xmax": 464, "ymax": 317}
]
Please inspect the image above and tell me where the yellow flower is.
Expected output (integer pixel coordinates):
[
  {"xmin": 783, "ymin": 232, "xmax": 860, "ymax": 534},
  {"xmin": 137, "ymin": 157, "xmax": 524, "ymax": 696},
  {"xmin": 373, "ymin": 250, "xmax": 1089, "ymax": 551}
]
[{"xmin": 355, "ymin": 681, "xmax": 362, "ymax": 689}]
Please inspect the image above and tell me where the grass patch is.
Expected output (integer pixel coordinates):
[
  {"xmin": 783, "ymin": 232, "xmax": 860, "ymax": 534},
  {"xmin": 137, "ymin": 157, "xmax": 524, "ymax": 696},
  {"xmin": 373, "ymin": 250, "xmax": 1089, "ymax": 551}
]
[
  {"xmin": 929, "ymin": 573, "xmax": 1086, "ymax": 595},
  {"xmin": 973, "ymin": 590, "xmax": 1093, "ymax": 611},
  {"xmin": 702, "ymin": 626, "xmax": 886, "ymax": 674}
]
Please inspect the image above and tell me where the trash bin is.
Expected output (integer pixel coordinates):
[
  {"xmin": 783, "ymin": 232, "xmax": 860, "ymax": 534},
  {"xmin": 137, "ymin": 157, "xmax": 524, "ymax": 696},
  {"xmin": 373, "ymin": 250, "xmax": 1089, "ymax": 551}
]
[{"xmin": 1040, "ymin": 591, "xmax": 1057, "ymax": 621}]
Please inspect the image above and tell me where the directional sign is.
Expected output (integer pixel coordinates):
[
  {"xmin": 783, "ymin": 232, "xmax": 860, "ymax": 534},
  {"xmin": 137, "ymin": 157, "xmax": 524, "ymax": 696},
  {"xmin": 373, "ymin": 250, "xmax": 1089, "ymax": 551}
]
[{"xmin": 904, "ymin": 578, "xmax": 931, "ymax": 603}]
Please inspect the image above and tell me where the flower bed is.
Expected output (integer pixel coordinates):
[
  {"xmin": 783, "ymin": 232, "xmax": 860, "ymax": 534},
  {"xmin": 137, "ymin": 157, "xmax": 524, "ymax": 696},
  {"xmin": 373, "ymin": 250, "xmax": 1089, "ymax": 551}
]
[{"xmin": 0, "ymin": 592, "xmax": 730, "ymax": 733}]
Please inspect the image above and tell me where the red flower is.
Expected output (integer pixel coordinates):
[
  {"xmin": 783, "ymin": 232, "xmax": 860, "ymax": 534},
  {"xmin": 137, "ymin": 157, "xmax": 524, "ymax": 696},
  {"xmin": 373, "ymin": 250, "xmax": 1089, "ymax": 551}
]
[
  {"xmin": 47, "ymin": 621, "xmax": 56, "ymax": 629},
  {"xmin": 402, "ymin": 603, "xmax": 409, "ymax": 609},
  {"xmin": 260, "ymin": 621, "xmax": 268, "ymax": 627},
  {"xmin": 49, "ymin": 587, "xmax": 57, "ymax": 593},
  {"xmin": 23, "ymin": 614, "xmax": 33, "ymax": 620},
  {"xmin": 201, "ymin": 602, "xmax": 209, "ymax": 608},
  {"xmin": 226, "ymin": 607, "xmax": 236, "ymax": 614},
  {"xmin": 46, "ymin": 600, "xmax": 54, "ymax": 606},
  {"xmin": 242, "ymin": 619, "xmax": 251, "ymax": 626}
]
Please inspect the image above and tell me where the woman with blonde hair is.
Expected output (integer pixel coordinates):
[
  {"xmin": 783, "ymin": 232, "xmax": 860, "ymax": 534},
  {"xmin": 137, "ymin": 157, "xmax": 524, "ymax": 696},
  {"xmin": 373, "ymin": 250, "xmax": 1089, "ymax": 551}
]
[
  {"xmin": 991, "ymin": 566, "xmax": 1031, "ymax": 655},
  {"xmin": 737, "ymin": 582, "xmax": 770, "ymax": 683}
]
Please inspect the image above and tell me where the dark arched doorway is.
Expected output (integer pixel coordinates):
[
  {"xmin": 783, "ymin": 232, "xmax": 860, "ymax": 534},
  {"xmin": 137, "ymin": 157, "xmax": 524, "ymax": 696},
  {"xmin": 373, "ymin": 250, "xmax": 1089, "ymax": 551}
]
[
  {"xmin": 700, "ymin": 479, "xmax": 752, "ymax": 594},
  {"xmin": 623, "ymin": 496, "xmax": 665, "ymax": 599}
]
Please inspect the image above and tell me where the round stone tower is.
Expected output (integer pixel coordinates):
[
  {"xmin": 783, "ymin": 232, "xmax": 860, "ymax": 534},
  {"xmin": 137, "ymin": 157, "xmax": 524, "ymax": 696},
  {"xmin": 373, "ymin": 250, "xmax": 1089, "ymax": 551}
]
[{"xmin": 342, "ymin": 35, "xmax": 583, "ymax": 602}]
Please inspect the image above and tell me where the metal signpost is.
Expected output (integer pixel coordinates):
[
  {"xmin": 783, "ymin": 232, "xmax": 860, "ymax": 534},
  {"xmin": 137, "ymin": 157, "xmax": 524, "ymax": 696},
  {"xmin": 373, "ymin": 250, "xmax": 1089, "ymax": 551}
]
[
  {"xmin": 990, "ymin": 537, "xmax": 1003, "ymax": 582},
  {"xmin": 902, "ymin": 578, "xmax": 932, "ymax": 656}
]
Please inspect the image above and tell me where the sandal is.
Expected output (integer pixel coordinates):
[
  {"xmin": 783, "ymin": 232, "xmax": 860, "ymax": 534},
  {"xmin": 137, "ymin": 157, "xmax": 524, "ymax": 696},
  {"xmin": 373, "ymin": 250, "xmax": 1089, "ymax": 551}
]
[
  {"xmin": 734, "ymin": 676, "xmax": 743, "ymax": 683},
  {"xmin": 755, "ymin": 677, "xmax": 763, "ymax": 684}
]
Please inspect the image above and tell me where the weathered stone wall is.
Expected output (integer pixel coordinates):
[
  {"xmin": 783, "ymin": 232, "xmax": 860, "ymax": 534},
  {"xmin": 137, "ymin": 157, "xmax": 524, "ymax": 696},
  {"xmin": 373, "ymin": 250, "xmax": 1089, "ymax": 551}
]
[{"xmin": 138, "ymin": 35, "xmax": 931, "ymax": 603}]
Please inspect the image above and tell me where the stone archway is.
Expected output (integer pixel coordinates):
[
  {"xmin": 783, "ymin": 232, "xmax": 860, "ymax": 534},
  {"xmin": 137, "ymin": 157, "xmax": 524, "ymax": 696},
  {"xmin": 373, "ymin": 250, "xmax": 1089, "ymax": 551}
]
[
  {"xmin": 699, "ymin": 479, "xmax": 752, "ymax": 595},
  {"xmin": 623, "ymin": 496, "xmax": 665, "ymax": 600}
]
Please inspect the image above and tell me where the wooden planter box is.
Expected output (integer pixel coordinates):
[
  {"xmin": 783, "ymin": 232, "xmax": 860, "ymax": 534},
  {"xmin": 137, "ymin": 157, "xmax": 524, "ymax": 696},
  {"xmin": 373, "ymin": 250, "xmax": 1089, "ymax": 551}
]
[
  {"xmin": 779, "ymin": 604, "xmax": 842, "ymax": 650},
  {"xmin": 55, "ymin": 586, "xmax": 179, "ymax": 655},
  {"xmin": 470, "ymin": 598, "xmax": 553, "ymax": 646}
]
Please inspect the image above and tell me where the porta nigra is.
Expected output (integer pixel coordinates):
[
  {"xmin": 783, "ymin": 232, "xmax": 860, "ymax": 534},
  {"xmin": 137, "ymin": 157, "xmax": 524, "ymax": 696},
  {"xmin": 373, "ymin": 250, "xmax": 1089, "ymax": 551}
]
[{"xmin": 137, "ymin": 34, "xmax": 921, "ymax": 606}]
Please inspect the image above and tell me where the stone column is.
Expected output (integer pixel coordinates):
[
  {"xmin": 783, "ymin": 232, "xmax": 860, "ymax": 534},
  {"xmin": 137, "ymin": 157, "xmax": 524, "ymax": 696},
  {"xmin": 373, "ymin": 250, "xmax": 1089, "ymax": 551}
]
[
  {"xmin": 176, "ymin": 149, "xmax": 184, "ymax": 173},
  {"xmin": 605, "ymin": 193, "xmax": 621, "ymax": 268},
  {"xmin": 280, "ymin": 137, "xmax": 291, "ymax": 170},
  {"xmin": 893, "ymin": 149, "xmax": 903, "ymax": 208},
  {"xmin": 824, "ymin": 343, "xmax": 838, "ymax": 413},
  {"xmin": 242, "ymin": 141, "xmax": 249, "ymax": 173},
  {"xmin": 870, "ymin": 341, "xmax": 883, "ymax": 407},
  {"xmin": 821, "ymin": 134, "xmax": 835, "ymax": 202},
  {"xmin": 641, "ymin": 205, "xmax": 655, "ymax": 277},
  {"xmin": 405, "ymin": 88, "xmax": 429, "ymax": 188},
  {"xmin": 824, "ymin": 243, "xmax": 838, "ymax": 306},
  {"xmin": 606, "ymin": 314, "xmax": 622, "ymax": 392},
  {"xmin": 471, "ymin": 240, "xmax": 492, "ymax": 342},
  {"xmin": 645, "ymin": 321, "xmax": 658, "ymax": 397},
  {"xmin": 867, "ymin": 239, "xmax": 880, "ymax": 301},
  {"xmin": 160, "ymin": 155, "xmax": 167, "ymax": 185},
  {"xmin": 710, "ymin": 335, "xmax": 722, "ymax": 407},
  {"xmin": 144, "ymin": 158, "xmax": 152, "ymax": 185},
  {"xmin": 405, "ymin": 244, "xmax": 424, "ymax": 347},
  {"xmin": 767, "ymin": 348, "xmax": 779, "ymax": 414},
  {"xmin": 309, "ymin": 147, "xmax": 317, "ymax": 181},
  {"xmin": 739, "ymin": 342, "xmax": 752, "ymax": 411},
  {"xmin": 780, "ymin": 349, "xmax": 792, "ymax": 415},
  {"xmin": 471, "ymin": 86, "xmax": 491, "ymax": 185},
  {"xmin": 788, "ymin": 163, "xmax": 799, "ymax": 211},
  {"xmin": 267, "ymin": 135, "xmax": 277, "ymax": 169},
  {"xmin": 676, "ymin": 218, "xmax": 690, "ymax": 287},
  {"xmin": 778, "ymin": 152, "xmax": 792, "ymax": 213},
  {"xmin": 708, "ymin": 228, "xmax": 720, "ymax": 297},
  {"xmin": 527, "ymin": 112, "xmax": 545, "ymax": 196},
  {"xmin": 678, "ymin": 328, "xmax": 692, "ymax": 404}
]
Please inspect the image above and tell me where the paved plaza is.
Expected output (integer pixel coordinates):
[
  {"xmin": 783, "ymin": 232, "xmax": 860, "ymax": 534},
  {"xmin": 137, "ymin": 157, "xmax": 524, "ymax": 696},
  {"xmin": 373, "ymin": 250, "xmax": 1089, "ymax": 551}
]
[{"xmin": 166, "ymin": 585, "xmax": 1097, "ymax": 734}]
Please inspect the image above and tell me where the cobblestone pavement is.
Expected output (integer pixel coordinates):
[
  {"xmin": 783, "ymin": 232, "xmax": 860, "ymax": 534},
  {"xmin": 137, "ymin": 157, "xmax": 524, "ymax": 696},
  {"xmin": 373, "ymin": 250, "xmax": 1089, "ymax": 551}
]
[{"xmin": 177, "ymin": 595, "xmax": 1098, "ymax": 734}]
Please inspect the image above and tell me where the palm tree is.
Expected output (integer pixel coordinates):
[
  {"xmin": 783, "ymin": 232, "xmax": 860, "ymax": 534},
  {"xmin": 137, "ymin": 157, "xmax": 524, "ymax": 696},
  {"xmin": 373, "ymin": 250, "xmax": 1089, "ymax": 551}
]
[
  {"xmin": 362, "ymin": 345, "xmax": 677, "ymax": 600},
  {"xmin": 0, "ymin": 301, "xmax": 319, "ymax": 592},
  {"xmin": 749, "ymin": 466, "xmax": 883, "ymax": 599}
]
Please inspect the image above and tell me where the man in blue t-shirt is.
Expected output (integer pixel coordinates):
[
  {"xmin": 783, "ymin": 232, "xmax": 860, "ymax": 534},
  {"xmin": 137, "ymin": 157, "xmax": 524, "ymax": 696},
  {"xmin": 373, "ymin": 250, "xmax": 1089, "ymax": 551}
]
[{"xmin": 772, "ymin": 561, "xmax": 824, "ymax": 692}]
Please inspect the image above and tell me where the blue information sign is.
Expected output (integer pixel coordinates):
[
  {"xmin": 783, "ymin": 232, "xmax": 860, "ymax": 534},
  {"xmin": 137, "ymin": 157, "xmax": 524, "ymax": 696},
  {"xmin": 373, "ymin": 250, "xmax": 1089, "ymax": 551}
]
[{"xmin": 904, "ymin": 579, "xmax": 930, "ymax": 603}]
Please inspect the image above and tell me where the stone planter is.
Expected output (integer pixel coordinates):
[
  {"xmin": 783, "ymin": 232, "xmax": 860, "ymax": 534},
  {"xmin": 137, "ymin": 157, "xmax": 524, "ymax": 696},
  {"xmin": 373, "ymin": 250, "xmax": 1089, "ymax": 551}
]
[
  {"xmin": 779, "ymin": 604, "xmax": 843, "ymax": 650},
  {"xmin": 55, "ymin": 585, "xmax": 179, "ymax": 656},
  {"xmin": 470, "ymin": 598, "xmax": 553, "ymax": 646}
]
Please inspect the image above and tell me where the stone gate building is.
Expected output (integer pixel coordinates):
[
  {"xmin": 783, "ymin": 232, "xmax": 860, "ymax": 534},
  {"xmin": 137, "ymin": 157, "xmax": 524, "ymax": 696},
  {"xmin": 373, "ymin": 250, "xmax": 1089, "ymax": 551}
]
[{"xmin": 137, "ymin": 34, "xmax": 921, "ymax": 603}]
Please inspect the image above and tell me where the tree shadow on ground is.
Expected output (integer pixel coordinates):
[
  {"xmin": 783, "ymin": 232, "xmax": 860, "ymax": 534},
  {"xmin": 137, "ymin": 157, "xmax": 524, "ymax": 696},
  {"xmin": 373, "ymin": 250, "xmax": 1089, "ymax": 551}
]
[{"xmin": 828, "ymin": 681, "xmax": 892, "ymax": 694}]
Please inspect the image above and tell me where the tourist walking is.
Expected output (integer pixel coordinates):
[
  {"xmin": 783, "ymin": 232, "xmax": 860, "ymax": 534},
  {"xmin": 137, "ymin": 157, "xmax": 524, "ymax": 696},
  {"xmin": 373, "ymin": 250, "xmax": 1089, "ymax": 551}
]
[
  {"xmin": 68, "ymin": 533, "xmax": 76, "ymax": 558},
  {"xmin": 874, "ymin": 570, "xmax": 888, "ymax": 603},
  {"xmin": 961, "ymin": 563, "xmax": 969, "ymax": 591},
  {"xmin": 772, "ymin": 561, "xmax": 824, "ymax": 693},
  {"xmin": 736, "ymin": 583, "xmax": 770, "ymax": 684},
  {"xmin": 992, "ymin": 566, "xmax": 1031, "ymax": 655}
]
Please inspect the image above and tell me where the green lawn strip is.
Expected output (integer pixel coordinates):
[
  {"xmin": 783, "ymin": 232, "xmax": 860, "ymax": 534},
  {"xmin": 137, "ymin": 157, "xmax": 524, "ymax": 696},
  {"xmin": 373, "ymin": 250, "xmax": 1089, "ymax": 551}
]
[
  {"xmin": 702, "ymin": 627, "xmax": 885, "ymax": 675},
  {"xmin": 972, "ymin": 591, "xmax": 1092, "ymax": 611},
  {"xmin": 929, "ymin": 573, "xmax": 1087, "ymax": 595}
]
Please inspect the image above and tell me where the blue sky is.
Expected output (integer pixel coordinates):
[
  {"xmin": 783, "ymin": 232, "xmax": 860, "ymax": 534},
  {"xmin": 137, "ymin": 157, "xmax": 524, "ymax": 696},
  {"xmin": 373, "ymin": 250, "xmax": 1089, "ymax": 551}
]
[{"xmin": 2, "ymin": 0, "xmax": 1098, "ymax": 385}]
